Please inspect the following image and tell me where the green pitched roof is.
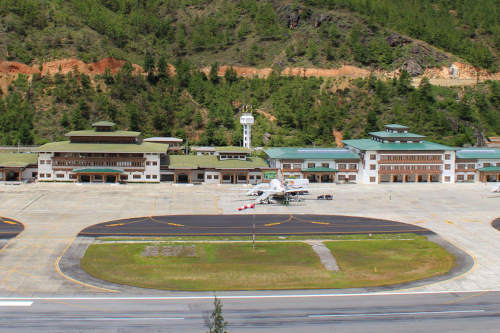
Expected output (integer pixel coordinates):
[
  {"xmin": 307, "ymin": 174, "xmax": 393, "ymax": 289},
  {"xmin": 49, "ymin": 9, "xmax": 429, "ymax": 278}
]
[
  {"xmin": 456, "ymin": 148, "xmax": 500, "ymax": 159},
  {"xmin": 34, "ymin": 141, "xmax": 167, "ymax": 153},
  {"xmin": 302, "ymin": 167, "xmax": 338, "ymax": 172},
  {"xmin": 65, "ymin": 130, "xmax": 140, "ymax": 137},
  {"xmin": 0, "ymin": 153, "xmax": 38, "ymax": 167},
  {"xmin": 370, "ymin": 131, "xmax": 425, "ymax": 139},
  {"xmin": 385, "ymin": 124, "xmax": 409, "ymax": 129},
  {"xmin": 167, "ymin": 155, "xmax": 268, "ymax": 169},
  {"xmin": 342, "ymin": 139, "xmax": 454, "ymax": 151},
  {"xmin": 92, "ymin": 121, "xmax": 115, "ymax": 127},
  {"xmin": 214, "ymin": 146, "xmax": 251, "ymax": 152},
  {"xmin": 73, "ymin": 168, "xmax": 123, "ymax": 173},
  {"xmin": 479, "ymin": 166, "xmax": 500, "ymax": 172},
  {"xmin": 264, "ymin": 147, "xmax": 360, "ymax": 160}
]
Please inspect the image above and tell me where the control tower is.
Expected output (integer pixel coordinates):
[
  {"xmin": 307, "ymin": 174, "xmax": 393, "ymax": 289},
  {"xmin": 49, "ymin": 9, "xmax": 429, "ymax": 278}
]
[{"xmin": 240, "ymin": 109, "xmax": 254, "ymax": 149}]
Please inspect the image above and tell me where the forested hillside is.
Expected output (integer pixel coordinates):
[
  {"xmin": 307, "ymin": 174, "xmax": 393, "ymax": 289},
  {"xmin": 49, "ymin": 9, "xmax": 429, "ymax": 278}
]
[{"xmin": 1, "ymin": 0, "xmax": 500, "ymax": 148}]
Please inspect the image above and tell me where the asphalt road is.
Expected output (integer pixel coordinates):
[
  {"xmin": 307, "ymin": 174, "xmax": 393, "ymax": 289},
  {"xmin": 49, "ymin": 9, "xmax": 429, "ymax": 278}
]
[
  {"xmin": 491, "ymin": 218, "xmax": 500, "ymax": 231},
  {"xmin": 1, "ymin": 290, "xmax": 500, "ymax": 332},
  {"xmin": 78, "ymin": 214, "xmax": 432, "ymax": 237},
  {"xmin": 0, "ymin": 216, "xmax": 23, "ymax": 239}
]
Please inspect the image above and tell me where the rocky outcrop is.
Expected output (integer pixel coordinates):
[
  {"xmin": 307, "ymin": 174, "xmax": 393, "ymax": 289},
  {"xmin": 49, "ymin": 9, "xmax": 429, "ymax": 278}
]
[{"xmin": 386, "ymin": 33, "xmax": 412, "ymax": 47}]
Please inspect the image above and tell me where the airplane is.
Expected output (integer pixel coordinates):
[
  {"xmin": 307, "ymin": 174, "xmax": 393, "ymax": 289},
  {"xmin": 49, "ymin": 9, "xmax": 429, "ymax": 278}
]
[
  {"xmin": 246, "ymin": 178, "xmax": 311, "ymax": 204},
  {"xmin": 492, "ymin": 182, "xmax": 500, "ymax": 192}
]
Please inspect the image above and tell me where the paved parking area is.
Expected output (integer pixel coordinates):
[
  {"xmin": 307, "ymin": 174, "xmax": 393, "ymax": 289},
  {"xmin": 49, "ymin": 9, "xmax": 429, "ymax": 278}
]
[{"xmin": 0, "ymin": 182, "xmax": 499, "ymax": 296}]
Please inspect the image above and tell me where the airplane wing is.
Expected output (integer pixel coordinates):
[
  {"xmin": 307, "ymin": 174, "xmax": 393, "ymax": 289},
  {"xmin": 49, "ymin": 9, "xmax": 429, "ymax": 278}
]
[
  {"xmin": 254, "ymin": 190, "xmax": 274, "ymax": 203},
  {"xmin": 246, "ymin": 183, "xmax": 270, "ymax": 196}
]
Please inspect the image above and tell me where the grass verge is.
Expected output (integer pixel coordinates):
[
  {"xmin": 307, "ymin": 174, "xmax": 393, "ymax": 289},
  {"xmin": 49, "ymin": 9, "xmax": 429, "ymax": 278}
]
[{"xmin": 81, "ymin": 237, "xmax": 455, "ymax": 291}]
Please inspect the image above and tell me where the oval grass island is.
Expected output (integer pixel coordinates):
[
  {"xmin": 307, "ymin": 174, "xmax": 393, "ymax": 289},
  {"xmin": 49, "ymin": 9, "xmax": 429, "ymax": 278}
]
[{"xmin": 80, "ymin": 234, "xmax": 455, "ymax": 291}]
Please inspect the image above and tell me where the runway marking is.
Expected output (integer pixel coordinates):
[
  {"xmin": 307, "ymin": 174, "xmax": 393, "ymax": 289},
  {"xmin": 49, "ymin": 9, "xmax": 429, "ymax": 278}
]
[
  {"xmin": 13, "ymin": 317, "xmax": 184, "ymax": 321},
  {"xmin": 308, "ymin": 309, "xmax": 485, "ymax": 318},
  {"xmin": 0, "ymin": 301, "xmax": 33, "ymax": 307},
  {"xmin": 3, "ymin": 289, "xmax": 499, "ymax": 301}
]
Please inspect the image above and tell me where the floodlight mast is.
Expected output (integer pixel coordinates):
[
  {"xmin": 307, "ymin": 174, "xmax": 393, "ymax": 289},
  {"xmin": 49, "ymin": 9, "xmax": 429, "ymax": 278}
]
[{"xmin": 240, "ymin": 106, "xmax": 254, "ymax": 149}]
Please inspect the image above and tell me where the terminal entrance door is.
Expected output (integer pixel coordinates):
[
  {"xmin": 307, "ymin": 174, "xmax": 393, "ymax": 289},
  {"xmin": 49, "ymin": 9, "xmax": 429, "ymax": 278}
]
[
  {"xmin": 5, "ymin": 171, "xmax": 20, "ymax": 181},
  {"xmin": 105, "ymin": 175, "xmax": 116, "ymax": 183},
  {"xmin": 80, "ymin": 175, "xmax": 91, "ymax": 182}
]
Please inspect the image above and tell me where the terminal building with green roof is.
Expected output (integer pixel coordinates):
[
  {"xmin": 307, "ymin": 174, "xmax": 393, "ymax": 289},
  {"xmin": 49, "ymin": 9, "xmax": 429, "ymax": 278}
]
[
  {"xmin": 0, "ymin": 152, "xmax": 38, "ymax": 182},
  {"xmin": 342, "ymin": 124, "xmax": 457, "ymax": 184},
  {"xmin": 264, "ymin": 147, "xmax": 361, "ymax": 183},
  {"xmin": 34, "ymin": 121, "xmax": 168, "ymax": 183},
  {"xmin": 5, "ymin": 122, "xmax": 500, "ymax": 185},
  {"xmin": 161, "ymin": 147, "xmax": 273, "ymax": 184},
  {"xmin": 455, "ymin": 148, "xmax": 500, "ymax": 183}
]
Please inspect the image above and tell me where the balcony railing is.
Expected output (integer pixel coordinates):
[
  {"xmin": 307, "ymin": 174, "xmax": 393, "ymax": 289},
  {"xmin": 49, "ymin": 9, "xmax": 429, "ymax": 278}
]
[
  {"xmin": 282, "ymin": 168, "xmax": 302, "ymax": 172},
  {"xmin": 378, "ymin": 159, "xmax": 443, "ymax": 164},
  {"xmin": 378, "ymin": 169, "xmax": 441, "ymax": 174},
  {"xmin": 51, "ymin": 157, "xmax": 146, "ymax": 169}
]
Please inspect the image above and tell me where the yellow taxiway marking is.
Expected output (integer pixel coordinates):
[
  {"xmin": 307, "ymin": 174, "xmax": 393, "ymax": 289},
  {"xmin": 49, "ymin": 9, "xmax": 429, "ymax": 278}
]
[
  {"xmin": 310, "ymin": 222, "xmax": 330, "ymax": 225},
  {"xmin": 56, "ymin": 236, "xmax": 119, "ymax": 294},
  {"xmin": 149, "ymin": 196, "xmax": 158, "ymax": 218},
  {"xmin": 214, "ymin": 196, "xmax": 221, "ymax": 215},
  {"xmin": 264, "ymin": 222, "xmax": 283, "ymax": 227},
  {"xmin": 0, "ymin": 265, "xmax": 40, "ymax": 278},
  {"xmin": 412, "ymin": 220, "xmax": 426, "ymax": 224},
  {"xmin": 2, "ymin": 220, "xmax": 18, "ymax": 225},
  {"xmin": 445, "ymin": 220, "xmax": 454, "ymax": 225},
  {"xmin": 106, "ymin": 223, "xmax": 124, "ymax": 227},
  {"xmin": 445, "ymin": 290, "xmax": 491, "ymax": 305},
  {"xmin": 168, "ymin": 223, "xmax": 185, "ymax": 227}
]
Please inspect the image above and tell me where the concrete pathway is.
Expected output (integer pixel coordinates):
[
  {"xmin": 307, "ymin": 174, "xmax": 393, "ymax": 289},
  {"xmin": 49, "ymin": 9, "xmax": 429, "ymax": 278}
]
[{"xmin": 306, "ymin": 241, "xmax": 339, "ymax": 271}]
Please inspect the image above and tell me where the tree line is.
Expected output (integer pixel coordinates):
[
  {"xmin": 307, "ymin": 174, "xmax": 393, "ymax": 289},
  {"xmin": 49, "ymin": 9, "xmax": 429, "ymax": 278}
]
[{"xmin": 1, "ymin": 59, "xmax": 500, "ymax": 148}]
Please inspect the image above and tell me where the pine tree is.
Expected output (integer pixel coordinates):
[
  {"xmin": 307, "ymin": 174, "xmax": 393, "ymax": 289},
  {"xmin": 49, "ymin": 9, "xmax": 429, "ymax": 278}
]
[{"xmin": 208, "ymin": 296, "xmax": 228, "ymax": 333}]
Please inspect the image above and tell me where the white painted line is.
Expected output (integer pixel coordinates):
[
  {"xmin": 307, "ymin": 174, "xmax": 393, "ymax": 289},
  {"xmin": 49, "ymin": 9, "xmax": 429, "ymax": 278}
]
[
  {"xmin": 309, "ymin": 309, "xmax": 485, "ymax": 318},
  {"xmin": 0, "ymin": 301, "xmax": 33, "ymax": 307},
  {"xmin": 1, "ymin": 289, "xmax": 499, "ymax": 301},
  {"xmin": 88, "ymin": 317, "xmax": 185, "ymax": 321}
]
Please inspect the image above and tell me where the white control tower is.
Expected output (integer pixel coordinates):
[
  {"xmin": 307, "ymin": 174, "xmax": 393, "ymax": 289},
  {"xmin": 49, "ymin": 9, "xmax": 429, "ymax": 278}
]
[{"xmin": 240, "ymin": 110, "xmax": 254, "ymax": 149}]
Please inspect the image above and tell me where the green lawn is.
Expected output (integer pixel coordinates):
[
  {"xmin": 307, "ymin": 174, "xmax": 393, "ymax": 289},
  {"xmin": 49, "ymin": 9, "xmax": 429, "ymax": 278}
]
[{"xmin": 81, "ymin": 238, "xmax": 455, "ymax": 291}]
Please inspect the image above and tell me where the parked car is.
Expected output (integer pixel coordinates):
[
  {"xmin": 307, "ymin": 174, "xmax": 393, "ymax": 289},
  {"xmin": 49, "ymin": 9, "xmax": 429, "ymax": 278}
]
[{"xmin": 317, "ymin": 194, "xmax": 333, "ymax": 200}]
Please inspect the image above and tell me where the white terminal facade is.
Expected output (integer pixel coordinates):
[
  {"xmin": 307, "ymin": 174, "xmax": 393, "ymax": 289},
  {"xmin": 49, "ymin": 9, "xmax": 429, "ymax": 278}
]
[{"xmin": 2, "ymin": 122, "xmax": 500, "ymax": 184}]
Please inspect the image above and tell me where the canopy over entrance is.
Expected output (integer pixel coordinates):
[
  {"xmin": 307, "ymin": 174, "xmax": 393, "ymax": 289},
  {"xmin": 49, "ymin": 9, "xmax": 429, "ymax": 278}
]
[
  {"xmin": 302, "ymin": 167, "xmax": 337, "ymax": 183},
  {"xmin": 478, "ymin": 166, "xmax": 500, "ymax": 182},
  {"xmin": 73, "ymin": 168, "xmax": 122, "ymax": 183}
]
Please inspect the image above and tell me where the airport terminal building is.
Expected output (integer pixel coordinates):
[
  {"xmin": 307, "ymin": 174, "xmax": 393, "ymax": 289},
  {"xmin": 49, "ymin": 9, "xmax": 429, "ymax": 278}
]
[
  {"xmin": 2, "ymin": 123, "xmax": 500, "ymax": 185},
  {"xmin": 34, "ymin": 121, "xmax": 167, "ymax": 183},
  {"xmin": 264, "ymin": 147, "xmax": 361, "ymax": 183},
  {"xmin": 342, "ymin": 124, "xmax": 457, "ymax": 184}
]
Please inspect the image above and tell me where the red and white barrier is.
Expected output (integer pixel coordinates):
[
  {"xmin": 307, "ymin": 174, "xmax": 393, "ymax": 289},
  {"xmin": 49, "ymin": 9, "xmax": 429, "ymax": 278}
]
[{"xmin": 238, "ymin": 203, "xmax": 255, "ymax": 211}]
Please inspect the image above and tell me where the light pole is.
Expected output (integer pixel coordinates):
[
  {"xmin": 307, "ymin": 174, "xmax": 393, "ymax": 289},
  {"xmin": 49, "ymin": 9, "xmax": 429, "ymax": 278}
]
[{"xmin": 253, "ymin": 203, "xmax": 256, "ymax": 251}]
